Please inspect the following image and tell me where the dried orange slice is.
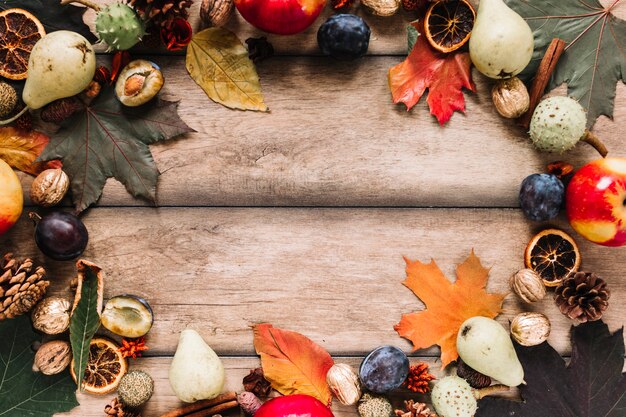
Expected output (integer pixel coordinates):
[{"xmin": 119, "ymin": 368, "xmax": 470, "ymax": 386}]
[
  {"xmin": 524, "ymin": 229, "xmax": 581, "ymax": 287},
  {"xmin": 0, "ymin": 9, "xmax": 45, "ymax": 80},
  {"xmin": 70, "ymin": 337, "xmax": 128, "ymax": 395},
  {"xmin": 424, "ymin": 0, "xmax": 475, "ymax": 53}
]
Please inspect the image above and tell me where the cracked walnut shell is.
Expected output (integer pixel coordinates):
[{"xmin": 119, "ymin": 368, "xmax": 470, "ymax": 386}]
[
  {"xmin": 200, "ymin": 0, "xmax": 234, "ymax": 27},
  {"xmin": 510, "ymin": 312, "xmax": 551, "ymax": 346},
  {"xmin": 33, "ymin": 340, "xmax": 72, "ymax": 375},
  {"xmin": 31, "ymin": 296, "xmax": 72, "ymax": 334},
  {"xmin": 30, "ymin": 168, "xmax": 69, "ymax": 207}
]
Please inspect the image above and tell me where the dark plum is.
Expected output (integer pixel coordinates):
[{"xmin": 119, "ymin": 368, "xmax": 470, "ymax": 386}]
[
  {"xmin": 317, "ymin": 14, "xmax": 370, "ymax": 61},
  {"xmin": 32, "ymin": 212, "xmax": 88, "ymax": 261},
  {"xmin": 359, "ymin": 345, "xmax": 409, "ymax": 393},
  {"xmin": 519, "ymin": 173, "xmax": 565, "ymax": 222}
]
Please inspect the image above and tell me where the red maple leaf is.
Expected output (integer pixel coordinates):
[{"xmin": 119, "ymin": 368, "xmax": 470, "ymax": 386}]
[{"xmin": 388, "ymin": 22, "xmax": 476, "ymax": 125}]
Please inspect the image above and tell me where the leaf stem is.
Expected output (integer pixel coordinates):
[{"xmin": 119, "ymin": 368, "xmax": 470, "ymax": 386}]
[
  {"xmin": 581, "ymin": 130, "xmax": 608, "ymax": 157},
  {"xmin": 474, "ymin": 384, "xmax": 510, "ymax": 399},
  {"xmin": 60, "ymin": 0, "xmax": 100, "ymax": 11}
]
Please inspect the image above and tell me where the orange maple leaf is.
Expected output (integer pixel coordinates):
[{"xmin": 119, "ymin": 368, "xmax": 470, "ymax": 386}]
[
  {"xmin": 394, "ymin": 251, "xmax": 506, "ymax": 368},
  {"xmin": 253, "ymin": 324, "xmax": 334, "ymax": 405}
]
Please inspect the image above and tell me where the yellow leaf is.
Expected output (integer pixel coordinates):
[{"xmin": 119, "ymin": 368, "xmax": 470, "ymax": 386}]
[
  {"xmin": 394, "ymin": 250, "xmax": 506, "ymax": 368},
  {"xmin": 186, "ymin": 28, "xmax": 268, "ymax": 112},
  {"xmin": 0, "ymin": 127, "xmax": 61, "ymax": 175}
]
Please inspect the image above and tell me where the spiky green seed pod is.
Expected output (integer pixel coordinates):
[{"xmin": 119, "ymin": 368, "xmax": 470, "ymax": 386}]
[
  {"xmin": 529, "ymin": 96, "xmax": 587, "ymax": 153},
  {"xmin": 95, "ymin": 3, "xmax": 145, "ymax": 51},
  {"xmin": 431, "ymin": 376, "xmax": 477, "ymax": 417}
]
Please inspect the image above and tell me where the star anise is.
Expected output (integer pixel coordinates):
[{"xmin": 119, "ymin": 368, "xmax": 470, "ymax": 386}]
[
  {"xmin": 395, "ymin": 400, "xmax": 438, "ymax": 417},
  {"xmin": 243, "ymin": 367, "xmax": 272, "ymax": 397}
]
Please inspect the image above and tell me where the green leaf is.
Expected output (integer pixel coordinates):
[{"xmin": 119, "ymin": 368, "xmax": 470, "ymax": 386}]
[
  {"xmin": 477, "ymin": 320, "xmax": 626, "ymax": 417},
  {"xmin": 407, "ymin": 22, "xmax": 419, "ymax": 53},
  {"xmin": 186, "ymin": 28, "xmax": 269, "ymax": 112},
  {"xmin": 69, "ymin": 262, "xmax": 101, "ymax": 391},
  {"xmin": 37, "ymin": 87, "xmax": 194, "ymax": 213},
  {"xmin": 508, "ymin": 0, "xmax": 626, "ymax": 128},
  {"xmin": 0, "ymin": 315, "xmax": 79, "ymax": 416}
]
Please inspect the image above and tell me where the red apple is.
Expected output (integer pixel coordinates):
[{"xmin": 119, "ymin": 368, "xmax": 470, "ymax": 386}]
[
  {"xmin": 0, "ymin": 159, "xmax": 23, "ymax": 236},
  {"xmin": 255, "ymin": 394, "xmax": 335, "ymax": 417},
  {"xmin": 566, "ymin": 157, "xmax": 626, "ymax": 246},
  {"xmin": 234, "ymin": 0, "xmax": 326, "ymax": 35}
]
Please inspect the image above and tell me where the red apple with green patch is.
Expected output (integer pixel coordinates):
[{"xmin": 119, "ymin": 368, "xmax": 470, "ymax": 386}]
[
  {"xmin": 0, "ymin": 158, "xmax": 23, "ymax": 236},
  {"xmin": 566, "ymin": 157, "xmax": 626, "ymax": 247},
  {"xmin": 233, "ymin": 0, "xmax": 326, "ymax": 35}
]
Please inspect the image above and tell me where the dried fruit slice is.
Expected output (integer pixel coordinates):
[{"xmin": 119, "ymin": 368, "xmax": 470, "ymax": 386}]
[
  {"xmin": 0, "ymin": 9, "xmax": 45, "ymax": 80},
  {"xmin": 524, "ymin": 229, "xmax": 581, "ymax": 287},
  {"xmin": 424, "ymin": 0, "xmax": 475, "ymax": 53},
  {"xmin": 70, "ymin": 337, "xmax": 128, "ymax": 395}
]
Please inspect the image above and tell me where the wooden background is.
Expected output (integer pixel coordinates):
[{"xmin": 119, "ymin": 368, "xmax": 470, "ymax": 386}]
[{"xmin": 2, "ymin": 1, "xmax": 626, "ymax": 416}]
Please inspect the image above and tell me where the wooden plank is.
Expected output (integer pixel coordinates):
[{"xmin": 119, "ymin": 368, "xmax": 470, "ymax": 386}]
[
  {"xmin": 20, "ymin": 58, "xmax": 625, "ymax": 207},
  {"xmin": 4, "ymin": 207, "xmax": 625, "ymax": 356}
]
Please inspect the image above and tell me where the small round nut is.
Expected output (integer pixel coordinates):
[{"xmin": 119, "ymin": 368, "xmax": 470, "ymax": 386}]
[
  {"xmin": 491, "ymin": 77, "xmax": 530, "ymax": 118},
  {"xmin": 30, "ymin": 168, "xmax": 70, "ymax": 207},
  {"xmin": 31, "ymin": 296, "xmax": 72, "ymax": 334},
  {"xmin": 326, "ymin": 363, "xmax": 362, "ymax": 405},
  {"xmin": 33, "ymin": 340, "xmax": 72, "ymax": 375},
  {"xmin": 200, "ymin": 0, "xmax": 234, "ymax": 27},
  {"xmin": 361, "ymin": 0, "xmax": 400, "ymax": 16},
  {"xmin": 511, "ymin": 312, "xmax": 551, "ymax": 346},
  {"xmin": 510, "ymin": 268, "xmax": 546, "ymax": 303}
]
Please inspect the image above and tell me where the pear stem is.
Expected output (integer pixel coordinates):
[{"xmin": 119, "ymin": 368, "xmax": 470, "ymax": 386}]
[
  {"xmin": 581, "ymin": 130, "xmax": 608, "ymax": 157},
  {"xmin": 0, "ymin": 106, "xmax": 28, "ymax": 126},
  {"xmin": 473, "ymin": 384, "xmax": 510, "ymax": 400},
  {"xmin": 60, "ymin": 0, "xmax": 100, "ymax": 11}
]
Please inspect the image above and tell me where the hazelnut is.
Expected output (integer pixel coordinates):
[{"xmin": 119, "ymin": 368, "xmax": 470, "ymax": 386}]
[
  {"xmin": 115, "ymin": 60, "xmax": 164, "ymax": 107},
  {"xmin": 326, "ymin": 363, "xmax": 362, "ymax": 405},
  {"xmin": 31, "ymin": 296, "xmax": 72, "ymax": 334},
  {"xmin": 510, "ymin": 269, "xmax": 546, "ymax": 303},
  {"xmin": 491, "ymin": 77, "xmax": 530, "ymax": 118},
  {"xmin": 33, "ymin": 340, "xmax": 72, "ymax": 375},
  {"xmin": 30, "ymin": 169, "xmax": 70, "ymax": 207},
  {"xmin": 361, "ymin": 0, "xmax": 400, "ymax": 16},
  {"xmin": 510, "ymin": 312, "xmax": 551, "ymax": 346},
  {"xmin": 200, "ymin": 0, "xmax": 234, "ymax": 27}
]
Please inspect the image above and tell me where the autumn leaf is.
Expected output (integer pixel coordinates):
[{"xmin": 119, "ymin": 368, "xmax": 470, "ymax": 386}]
[
  {"xmin": 394, "ymin": 251, "xmax": 506, "ymax": 368},
  {"xmin": 186, "ymin": 28, "xmax": 268, "ymax": 112},
  {"xmin": 38, "ymin": 87, "xmax": 194, "ymax": 213},
  {"xmin": 253, "ymin": 324, "xmax": 334, "ymax": 405},
  {"xmin": 509, "ymin": 0, "xmax": 626, "ymax": 128},
  {"xmin": 0, "ymin": 127, "xmax": 61, "ymax": 175},
  {"xmin": 477, "ymin": 320, "xmax": 626, "ymax": 417},
  {"xmin": 389, "ymin": 21, "xmax": 476, "ymax": 125}
]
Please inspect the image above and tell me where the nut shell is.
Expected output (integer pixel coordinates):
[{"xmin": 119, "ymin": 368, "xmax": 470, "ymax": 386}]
[
  {"xmin": 326, "ymin": 363, "xmax": 362, "ymax": 405},
  {"xmin": 33, "ymin": 340, "xmax": 72, "ymax": 375},
  {"xmin": 511, "ymin": 312, "xmax": 551, "ymax": 346},
  {"xmin": 491, "ymin": 77, "xmax": 530, "ymax": 118},
  {"xmin": 361, "ymin": 0, "xmax": 400, "ymax": 16},
  {"xmin": 30, "ymin": 169, "xmax": 70, "ymax": 207},
  {"xmin": 200, "ymin": 0, "xmax": 234, "ymax": 27},
  {"xmin": 31, "ymin": 296, "xmax": 72, "ymax": 334},
  {"xmin": 510, "ymin": 269, "xmax": 546, "ymax": 303}
]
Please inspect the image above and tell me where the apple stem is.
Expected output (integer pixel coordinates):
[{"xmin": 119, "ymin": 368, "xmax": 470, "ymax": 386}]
[
  {"xmin": 582, "ymin": 130, "xmax": 608, "ymax": 158},
  {"xmin": 60, "ymin": 0, "xmax": 101, "ymax": 11},
  {"xmin": 28, "ymin": 212, "xmax": 42, "ymax": 226},
  {"xmin": 473, "ymin": 384, "xmax": 510, "ymax": 399}
]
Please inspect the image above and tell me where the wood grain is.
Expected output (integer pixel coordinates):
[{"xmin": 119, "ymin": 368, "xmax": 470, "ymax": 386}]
[
  {"xmin": 4, "ymin": 208, "xmax": 625, "ymax": 357},
  {"xmin": 21, "ymin": 58, "xmax": 625, "ymax": 208}
]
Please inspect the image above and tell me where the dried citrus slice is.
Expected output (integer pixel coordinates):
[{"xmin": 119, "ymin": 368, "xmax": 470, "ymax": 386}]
[
  {"xmin": 424, "ymin": 0, "xmax": 475, "ymax": 53},
  {"xmin": 0, "ymin": 9, "xmax": 45, "ymax": 80},
  {"xmin": 70, "ymin": 337, "xmax": 128, "ymax": 395},
  {"xmin": 524, "ymin": 229, "xmax": 581, "ymax": 287}
]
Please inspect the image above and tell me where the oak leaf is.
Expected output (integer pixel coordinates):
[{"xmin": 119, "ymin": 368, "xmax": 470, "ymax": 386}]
[
  {"xmin": 0, "ymin": 127, "xmax": 61, "ymax": 175},
  {"xmin": 394, "ymin": 251, "xmax": 506, "ymax": 368},
  {"xmin": 477, "ymin": 320, "xmax": 626, "ymax": 417},
  {"xmin": 186, "ymin": 28, "xmax": 268, "ymax": 112},
  {"xmin": 389, "ymin": 22, "xmax": 476, "ymax": 125},
  {"xmin": 253, "ymin": 324, "xmax": 334, "ymax": 405}
]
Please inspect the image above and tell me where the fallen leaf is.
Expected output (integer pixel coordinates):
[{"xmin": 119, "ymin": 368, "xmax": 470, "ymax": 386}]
[
  {"xmin": 38, "ymin": 87, "xmax": 194, "ymax": 213},
  {"xmin": 0, "ymin": 315, "xmax": 79, "ymax": 416},
  {"xmin": 253, "ymin": 324, "xmax": 334, "ymax": 405},
  {"xmin": 394, "ymin": 251, "xmax": 506, "ymax": 368},
  {"xmin": 510, "ymin": 0, "xmax": 626, "ymax": 128},
  {"xmin": 389, "ymin": 21, "xmax": 476, "ymax": 125},
  {"xmin": 0, "ymin": 127, "xmax": 61, "ymax": 175},
  {"xmin": 477, "ymin": 320, "xmax": 626, "ymax": 417},
  {"xmin": 186, "ymin": 28, "xmax": 268, "ymax": 112}
]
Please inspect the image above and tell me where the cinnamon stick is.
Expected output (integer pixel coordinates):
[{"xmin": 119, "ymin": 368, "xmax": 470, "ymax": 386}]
[
  {"xmin": 159, "ymin": 392, "xmax": 238, "ymax": 417},
  {"xmin": 184, "ymin": 400, "xmax": 239, "ymax": 417},
  {"xmin": 519, "ymin": 38, "xmax": 566, "ymax": 129}
]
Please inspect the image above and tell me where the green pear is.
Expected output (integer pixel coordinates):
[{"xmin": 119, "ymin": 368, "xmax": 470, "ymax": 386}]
[
  {"xmin": 469, "ymin": 0, "xmax": 534, "ymax": 79},
  {"xmin": 22, "ymin": 31, "xmax": 96, "ymax": 109},
  {"xmin": 456, "ymin": 316, "xmax": 524, "ymax": 386},
  {"xmin": 169, "ymin": 329, "xmax": 225, "ymax": 402}
]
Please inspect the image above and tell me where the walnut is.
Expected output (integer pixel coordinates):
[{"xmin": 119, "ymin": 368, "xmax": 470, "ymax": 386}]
[
  {"xmin": 491, "ymin": 77, "xmax": 530, "ymax": 118},
  {"xmin": 31, "ymin": 296, "xmax": 72, "ymax": 335},
  {"xmin": 33, "ymin": 340, "xmax": 72, "ymax": 375},
  {"xmin": 200, "ymin": 0, "xmax": 234, "ymax": 27},
  {"xmin": 361, "ymin": 0, "xmax": 400, "ymax": 16},
  {"xmin": 510, "ymin": 269, "xmax": 546, "ymax": 303},
  {"xmin": 326, "ymin": 363, "xmax": 362, "ymax": 405},
  {"xmin": 30, "ymin": 168, "xmax": 69, "ymax": 207},
  {"xmin": 510, "ymin": 312, "xmax": 551, "ymax": 346}
]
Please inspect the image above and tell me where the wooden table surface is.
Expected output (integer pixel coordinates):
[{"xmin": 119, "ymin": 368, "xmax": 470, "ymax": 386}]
[{"xmin": 2, "ymin": 2, "xmax": 626, "ymax": 416}]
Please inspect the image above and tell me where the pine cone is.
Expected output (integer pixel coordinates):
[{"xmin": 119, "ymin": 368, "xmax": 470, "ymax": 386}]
[
  {"xmin": 129, "ymin": 0, "xmax": 193, "ymax": 30},
  {"xmin": 456, "ymin": 359, "xmax": 491, "ymax": 389},
  {"xmin": 0, "ymin": 253, "xmax": 49, "ymax": 320},
  {"xmin": 395, "ymin": 400, "xmax": 437, "ymax": 417},
  {"xmin": 13, "ymin": 109, "xmax": 32, "ymax": 131},
  {"xmin": 401, "ymin": 0, "xmax": 427, "ymax": 11},
  {"xmin": 554, "ymin": 272, "xmax": 610, "ymax": 323},
  {"xmin": 40, "ymin": 97, "xmax": 83, "ymax": 124},
  {"xmin": 243, "ymin": 367, "xmax": 272, "ymax": 397},
  {"xmin": 104, "ymin": 397, "xmax": 141, "ymax": 417}
]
